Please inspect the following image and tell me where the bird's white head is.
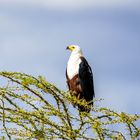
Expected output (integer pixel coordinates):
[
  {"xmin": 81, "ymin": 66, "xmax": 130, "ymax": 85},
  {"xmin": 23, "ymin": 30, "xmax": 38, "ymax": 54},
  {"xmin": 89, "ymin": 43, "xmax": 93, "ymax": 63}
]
[{"xmin": 66, "ymin": 45, "xmax": 83, "ymax": 55}]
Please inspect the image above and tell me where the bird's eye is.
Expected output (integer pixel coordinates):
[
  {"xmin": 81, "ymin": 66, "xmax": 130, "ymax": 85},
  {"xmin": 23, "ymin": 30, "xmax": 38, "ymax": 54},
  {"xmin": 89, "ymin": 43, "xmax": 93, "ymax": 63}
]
[{"xmin": 72, "ymin": 46, "xmax": 75, "ymax": 49}]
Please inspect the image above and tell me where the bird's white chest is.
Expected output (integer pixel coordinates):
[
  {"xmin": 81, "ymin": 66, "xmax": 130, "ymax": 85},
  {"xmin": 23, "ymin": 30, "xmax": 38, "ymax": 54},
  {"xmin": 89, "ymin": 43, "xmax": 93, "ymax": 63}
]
[{"xmin": 67, "ymin": 56, "xmax": 81, "ymax": 80}]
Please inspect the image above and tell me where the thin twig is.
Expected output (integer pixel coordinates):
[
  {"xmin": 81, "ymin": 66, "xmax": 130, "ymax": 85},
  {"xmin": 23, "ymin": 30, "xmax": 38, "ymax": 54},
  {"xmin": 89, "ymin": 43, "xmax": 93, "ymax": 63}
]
[{"xmin": 1, "ymin": 96, "xmax": 11, "ymax": 140}]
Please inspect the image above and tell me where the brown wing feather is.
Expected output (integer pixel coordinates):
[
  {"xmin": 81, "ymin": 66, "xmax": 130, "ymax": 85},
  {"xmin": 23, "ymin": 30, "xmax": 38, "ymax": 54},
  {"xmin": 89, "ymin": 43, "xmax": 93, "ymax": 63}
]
[{"xmin": 66, "ymin": 71, "xmax": 83, "ymax": 100}]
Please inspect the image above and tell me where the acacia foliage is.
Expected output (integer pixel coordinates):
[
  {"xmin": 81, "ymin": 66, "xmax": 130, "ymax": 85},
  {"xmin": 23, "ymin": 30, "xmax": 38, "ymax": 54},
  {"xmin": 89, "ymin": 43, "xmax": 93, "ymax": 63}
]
[{"xmin": 0, "ymin": 71, "xmax": 139, "ymax": 140}]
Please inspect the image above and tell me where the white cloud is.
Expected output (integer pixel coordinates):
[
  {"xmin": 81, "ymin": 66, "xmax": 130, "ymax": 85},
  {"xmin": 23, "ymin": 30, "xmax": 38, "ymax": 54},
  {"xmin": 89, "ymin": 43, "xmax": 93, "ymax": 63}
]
[{"xmin": 0, "ymin": 0, "xmax": 139, "ymax": 10}]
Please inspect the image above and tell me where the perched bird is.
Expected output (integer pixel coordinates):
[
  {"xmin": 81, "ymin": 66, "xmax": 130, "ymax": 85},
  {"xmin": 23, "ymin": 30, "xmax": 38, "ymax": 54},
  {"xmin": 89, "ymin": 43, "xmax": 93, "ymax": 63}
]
[{"xmin": 66, "ymin": 45, "xmax": 95, "ymax": 112}]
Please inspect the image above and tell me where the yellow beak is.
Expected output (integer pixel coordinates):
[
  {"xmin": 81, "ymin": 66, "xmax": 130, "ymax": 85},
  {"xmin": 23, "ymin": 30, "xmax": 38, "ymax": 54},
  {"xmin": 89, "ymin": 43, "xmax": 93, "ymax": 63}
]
[{"xmin": 66, "ymin": 45, "xmax": 74, "ymax": 51}]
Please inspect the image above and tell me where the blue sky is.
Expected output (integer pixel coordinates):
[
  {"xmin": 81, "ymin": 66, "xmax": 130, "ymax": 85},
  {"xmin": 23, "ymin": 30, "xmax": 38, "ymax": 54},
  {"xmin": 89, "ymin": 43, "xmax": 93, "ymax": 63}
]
[{"xmin": 0, "ymin": 0, "xmax": 140, "ymax": 117}]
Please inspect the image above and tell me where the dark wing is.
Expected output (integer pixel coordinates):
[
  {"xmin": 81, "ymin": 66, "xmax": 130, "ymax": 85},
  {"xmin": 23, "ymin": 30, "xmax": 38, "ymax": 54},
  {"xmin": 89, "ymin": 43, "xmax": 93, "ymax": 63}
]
[{"xmin": 79, "ymin": 57, "xmax": 95, "ymax": 104}]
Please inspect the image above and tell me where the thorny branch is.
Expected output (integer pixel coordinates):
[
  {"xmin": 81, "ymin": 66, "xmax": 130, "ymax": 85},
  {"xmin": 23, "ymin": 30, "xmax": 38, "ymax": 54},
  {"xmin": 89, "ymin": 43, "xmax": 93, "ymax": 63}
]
[{"xmin": 0, "ymin": 71, "xmax": 139, "ymax": 140}]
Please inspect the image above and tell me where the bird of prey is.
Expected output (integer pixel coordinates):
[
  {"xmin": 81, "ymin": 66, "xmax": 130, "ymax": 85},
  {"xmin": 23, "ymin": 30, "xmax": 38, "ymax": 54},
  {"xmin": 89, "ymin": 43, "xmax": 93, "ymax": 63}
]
[{"xmin": 66, "ymin": 45, "xmax": 95, "ymax": 112}]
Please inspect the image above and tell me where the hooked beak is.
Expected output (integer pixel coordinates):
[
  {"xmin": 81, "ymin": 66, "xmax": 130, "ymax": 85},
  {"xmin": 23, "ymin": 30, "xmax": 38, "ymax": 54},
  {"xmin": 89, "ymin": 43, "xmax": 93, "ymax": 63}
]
[{"xmin": 66, "ymin": 46, "xmax": 70, "ymax": 50}]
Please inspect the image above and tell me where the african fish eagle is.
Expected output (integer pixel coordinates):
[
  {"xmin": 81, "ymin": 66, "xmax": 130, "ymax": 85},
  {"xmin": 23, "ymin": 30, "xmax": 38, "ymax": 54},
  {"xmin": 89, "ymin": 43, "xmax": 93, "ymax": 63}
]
[{"xmin": 66, "ymin": 45, "xmax": 95, "ymax": 112}]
